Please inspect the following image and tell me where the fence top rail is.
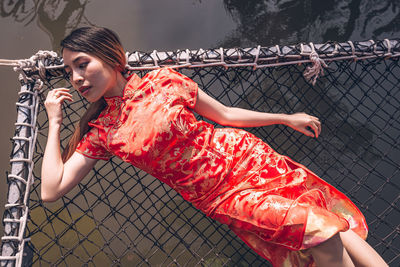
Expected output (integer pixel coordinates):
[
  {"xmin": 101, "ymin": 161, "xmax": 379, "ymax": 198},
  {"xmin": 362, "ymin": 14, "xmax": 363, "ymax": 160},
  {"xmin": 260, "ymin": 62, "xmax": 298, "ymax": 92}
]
[
  {"xmin": 1, "ymin": 38, "xmax": 399, "ymax": 82},
  {"xmin": 125, "ymin": 39, "xmax": 400, "ymax": 70}
]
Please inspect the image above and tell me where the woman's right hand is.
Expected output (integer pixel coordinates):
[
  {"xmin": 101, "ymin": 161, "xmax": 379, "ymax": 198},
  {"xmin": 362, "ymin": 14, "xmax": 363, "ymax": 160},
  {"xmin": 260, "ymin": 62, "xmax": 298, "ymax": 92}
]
[
  {"xmin": 285, "ymin": 112, "xmax": 321, "ymax": 138},
  {"xmin": 44, "ymin": 88, "xmax": 73, "ymax": 125}
]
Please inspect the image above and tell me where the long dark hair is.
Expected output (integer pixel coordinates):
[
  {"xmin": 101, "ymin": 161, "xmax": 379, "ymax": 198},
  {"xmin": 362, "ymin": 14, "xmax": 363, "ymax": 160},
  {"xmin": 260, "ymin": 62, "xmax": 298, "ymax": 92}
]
[{"xmin": 60, "ymin": 27, "xmax": 126, "ymax": 162}]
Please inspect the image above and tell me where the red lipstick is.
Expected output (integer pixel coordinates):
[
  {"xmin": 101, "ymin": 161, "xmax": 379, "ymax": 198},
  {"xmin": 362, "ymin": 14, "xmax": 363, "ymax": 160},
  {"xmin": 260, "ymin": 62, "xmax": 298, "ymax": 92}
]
[{"xmin": 78, "ymin": 86, "xmax": 91, "ymax": 96}]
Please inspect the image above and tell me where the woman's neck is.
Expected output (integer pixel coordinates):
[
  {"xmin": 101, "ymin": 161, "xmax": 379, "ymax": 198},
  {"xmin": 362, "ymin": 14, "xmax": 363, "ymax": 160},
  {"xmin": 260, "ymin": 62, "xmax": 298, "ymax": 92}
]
[{"xmin": 103, "ymin": 72, "xmax": 128, "ymax": 98}]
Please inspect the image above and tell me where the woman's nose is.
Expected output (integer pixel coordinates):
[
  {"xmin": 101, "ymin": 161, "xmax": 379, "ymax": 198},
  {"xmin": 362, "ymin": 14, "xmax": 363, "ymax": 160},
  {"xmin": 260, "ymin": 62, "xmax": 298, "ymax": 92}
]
[{"xmin": 72, "ymin": 72, "xmax": 84, "ymax": 86}]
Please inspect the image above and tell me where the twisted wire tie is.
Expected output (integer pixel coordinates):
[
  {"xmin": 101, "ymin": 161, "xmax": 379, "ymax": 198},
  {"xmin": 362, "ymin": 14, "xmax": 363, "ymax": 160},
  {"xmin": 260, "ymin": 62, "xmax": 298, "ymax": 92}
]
[
  {"xmin": 14, "ymin": 122, "xmax": 35, "ymax": 128},
  {"xmin": 7, "ymin": 174, "xmax": 28, "ymax": 185},
  {"xmin": 124, "ymin": 51, "xmax": 130, "ymax": 72},
  {"xmin": 15, "ymin": 103, "xmax": 34, "ymax": 110},
  {"xmin": 199, "ymin": 48, "xmax": 205, "ymax": 63},
  {"xmin": 17, "ymin": 90, "xmax": 36, "ymax": 96},
  {"xmin": 172, "ymin": 49, "xmax": 191, "ymax": 68},
  {"xmin": 186, "ymin": 49, "xmax": 190, "ymax": 65},
  {"xmin": 0, "ymin": 255, "xmax": 17, "ymax": 261},
  {"xmin": 12, "ymin": 136, "xmax": 31, "ymax": 142},
  {"xmin": 384, "ymin": 39, "xmax": 392, "ymax": 58},
  {"xmin": 33, "ymin": 79, "xmax": 44, "ymax": 92},
  {"xmin": 4, "ymin": 203, "xmax": 25, "ymax": 209},
  {"xmin": 9, "ymin": 158, "xmax": 32, "ymax": 163},
  {"xmin": 276, "ymin": 45, "xmax": 281, "ymax": 59},
  {"xmin": 237, "ymin": 47, "xmax": 242, "ymax": 62},
  {"xmin": 253, "ymin": 45, "xmax": 261, "ymax": 70},
  {"xmin": 152, "ymin": 50, "xmax": 159, "ymax": 68},
  {"xmin": 3, "ymin": 218, "xmax": 23, "ymax": 223},
  {"xmin": 348, "ymin": 40, "xmax": 356, "ymax": 61},
  {"xmin": 220, "ymin": 47, "xmax": 227, "ymax": 69},
  {"xmin": 303, "ymin": 42, "xmax": 328, "ymax": 86},
  {"xmin": 369, "ymin": 39, "xmax": 376, "ymax": 55},
  {"xmin": 334, "ymin": 43, "xmax": 339, "ymax": 55}
]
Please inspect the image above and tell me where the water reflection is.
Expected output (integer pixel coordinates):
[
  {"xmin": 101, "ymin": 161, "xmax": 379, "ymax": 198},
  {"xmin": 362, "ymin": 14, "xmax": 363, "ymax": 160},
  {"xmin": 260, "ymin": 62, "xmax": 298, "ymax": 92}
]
[
  {"xmin": 0, "ymin": 0, "xmax": 93, "ymax": 50},
  {"xmin": 3, "ymin": 0, "xmax": 399, "ymax": 50},
  {"xmin": 221, "ymin": 0, "xmax": 400, "ymax": 47},
  {"xmin": 0, "ymin": 0, "xmax": 36, "ymax": 24}
]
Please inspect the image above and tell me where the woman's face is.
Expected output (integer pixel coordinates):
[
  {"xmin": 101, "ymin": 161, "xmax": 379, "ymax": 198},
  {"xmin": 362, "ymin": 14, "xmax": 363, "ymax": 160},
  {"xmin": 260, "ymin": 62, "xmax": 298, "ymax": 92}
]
[{"xmin": 63, "ymin": 48, "xmax": 119, "ymax": 102}]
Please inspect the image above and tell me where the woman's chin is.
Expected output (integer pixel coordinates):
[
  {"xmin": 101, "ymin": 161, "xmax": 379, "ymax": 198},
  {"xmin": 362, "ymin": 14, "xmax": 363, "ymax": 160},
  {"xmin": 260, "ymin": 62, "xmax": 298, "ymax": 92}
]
[
  {"xmin": 82, "ymin": 95, "xmax": 94, "ymax": 103},
  {"xmin": 86, "ymin": 98, "xmax": 97, "ymax": 103},
  {"xmin": 86, "ymin": 95, "xmax": 103, "ymax": 103}
]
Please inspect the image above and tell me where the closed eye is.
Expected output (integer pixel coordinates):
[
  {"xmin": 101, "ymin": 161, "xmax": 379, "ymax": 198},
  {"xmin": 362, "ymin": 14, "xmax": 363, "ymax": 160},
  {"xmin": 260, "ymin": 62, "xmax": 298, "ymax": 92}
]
[{"xmin": 79, "ymin": 62, "xmax": 88, "ymax": 69}]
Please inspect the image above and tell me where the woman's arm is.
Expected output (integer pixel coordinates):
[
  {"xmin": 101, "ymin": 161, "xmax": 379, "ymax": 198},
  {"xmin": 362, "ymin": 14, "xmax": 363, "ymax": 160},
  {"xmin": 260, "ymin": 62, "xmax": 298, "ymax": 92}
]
[
  {"xmin": 193, "ymin": 88, "xmax": 321, "ymax": 138},
  {"xmin": 41, "ymin": 88, "xmax": 98, "ymax": 202}
]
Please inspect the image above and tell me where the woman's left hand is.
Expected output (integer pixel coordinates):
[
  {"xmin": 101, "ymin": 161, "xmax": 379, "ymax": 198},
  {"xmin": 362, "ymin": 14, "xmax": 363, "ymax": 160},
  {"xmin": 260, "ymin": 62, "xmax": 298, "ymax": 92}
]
[{"xmin": 284, "ymin": 112, "xmax": 321, "ymax": 138}]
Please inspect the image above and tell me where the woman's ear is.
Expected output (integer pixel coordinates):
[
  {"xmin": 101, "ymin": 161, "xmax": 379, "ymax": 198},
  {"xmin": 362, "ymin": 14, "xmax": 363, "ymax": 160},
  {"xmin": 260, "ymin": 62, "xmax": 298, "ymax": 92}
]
[{"xmin": 114, "ymin": 64, "xmax": 125, "ymax": 73}]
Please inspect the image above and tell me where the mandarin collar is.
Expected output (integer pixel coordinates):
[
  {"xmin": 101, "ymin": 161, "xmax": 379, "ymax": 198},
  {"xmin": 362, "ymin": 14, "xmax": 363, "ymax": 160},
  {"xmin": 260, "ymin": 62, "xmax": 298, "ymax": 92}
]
[{"xmin": 103, "ymin": 73, "xmax": 142, "ymax": 107}]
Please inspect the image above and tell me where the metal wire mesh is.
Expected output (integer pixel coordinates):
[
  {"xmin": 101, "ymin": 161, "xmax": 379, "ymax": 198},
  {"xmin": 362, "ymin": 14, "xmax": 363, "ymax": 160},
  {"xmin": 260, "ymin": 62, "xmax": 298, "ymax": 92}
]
[{"xmin": 1, "ymin": 41, "xmax": 400, "ymax": 266}]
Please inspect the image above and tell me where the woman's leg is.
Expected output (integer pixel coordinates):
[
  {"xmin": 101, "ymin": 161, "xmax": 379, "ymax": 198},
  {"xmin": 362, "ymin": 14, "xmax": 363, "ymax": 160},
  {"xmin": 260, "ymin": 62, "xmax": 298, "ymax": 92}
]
[
  {"xmin": 309, "ymin": 233, "xmax": 355, "ymax": 267},
  {"xmin": 340, "ymin": 229, "xmax": 388, "ymax": 267}
]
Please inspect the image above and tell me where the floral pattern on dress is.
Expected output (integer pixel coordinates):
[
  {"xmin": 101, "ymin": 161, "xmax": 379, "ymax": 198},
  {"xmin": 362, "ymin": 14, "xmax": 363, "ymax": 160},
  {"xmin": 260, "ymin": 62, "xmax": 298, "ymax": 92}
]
[{"xmin": 75, "ymin": 68, "xmax": 368, "ymax": 267}]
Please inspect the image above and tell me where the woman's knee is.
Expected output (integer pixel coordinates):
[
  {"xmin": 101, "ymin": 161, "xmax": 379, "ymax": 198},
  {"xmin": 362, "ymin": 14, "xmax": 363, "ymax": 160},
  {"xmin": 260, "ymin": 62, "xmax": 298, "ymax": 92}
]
[
  {"xmin": 309, "ymin": 233, "xmax": 355, "ymax": 266},
  {"xmin": 310, "ymin": 233, "xmax": 344, "ymax": 255}
]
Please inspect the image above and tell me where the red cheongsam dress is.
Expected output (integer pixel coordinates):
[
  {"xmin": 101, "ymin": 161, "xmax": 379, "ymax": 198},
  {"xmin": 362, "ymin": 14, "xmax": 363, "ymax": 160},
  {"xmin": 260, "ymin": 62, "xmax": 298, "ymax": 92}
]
[{"xmin": 76, "ymin": 68, "xmax": 368, "ymax": 267}]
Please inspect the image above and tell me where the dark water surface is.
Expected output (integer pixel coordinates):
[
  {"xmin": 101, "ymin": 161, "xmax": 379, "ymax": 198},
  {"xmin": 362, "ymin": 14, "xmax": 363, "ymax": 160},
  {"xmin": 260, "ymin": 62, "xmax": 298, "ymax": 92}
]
[{"xmin": 1, "ymin": 0, "xmax": 399, "ymax": 263}]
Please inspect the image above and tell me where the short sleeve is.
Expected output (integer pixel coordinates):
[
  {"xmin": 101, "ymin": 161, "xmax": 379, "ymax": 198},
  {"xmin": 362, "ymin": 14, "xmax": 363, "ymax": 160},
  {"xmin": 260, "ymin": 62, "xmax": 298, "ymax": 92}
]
[
  {"xmin": 156, "ymin": 68, "xmax": 198, "ymax": 108},
  {"xmin": 75, "ymin": 127, "xmax": 112, "ymax": 160}
]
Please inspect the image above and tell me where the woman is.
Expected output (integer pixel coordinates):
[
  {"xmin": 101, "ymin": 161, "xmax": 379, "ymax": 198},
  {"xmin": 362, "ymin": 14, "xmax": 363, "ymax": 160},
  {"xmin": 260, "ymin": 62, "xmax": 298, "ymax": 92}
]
[{"xmin": 41, "ymin": 27, "xmax": 387, "ymax": 267}]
